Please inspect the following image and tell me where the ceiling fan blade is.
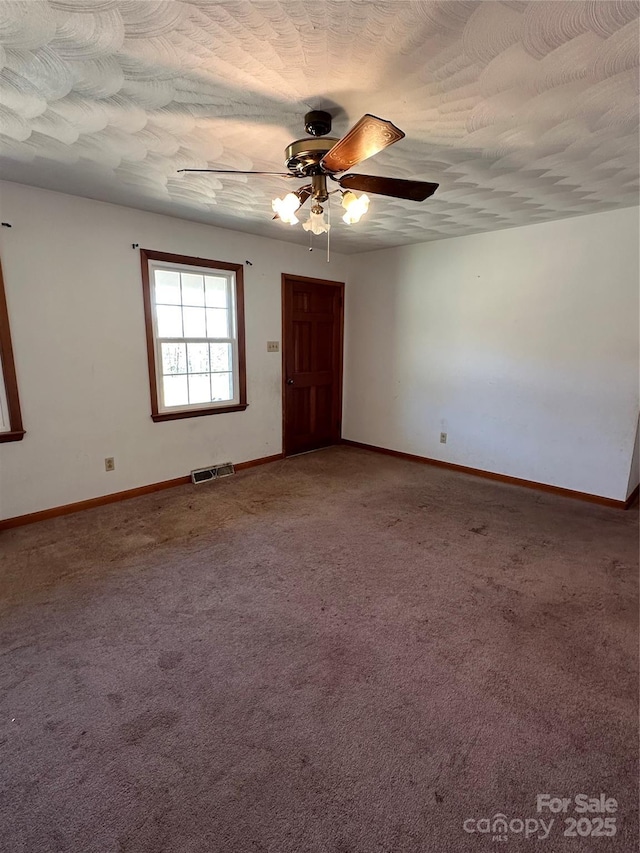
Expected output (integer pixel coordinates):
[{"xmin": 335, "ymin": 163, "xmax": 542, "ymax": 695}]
[
  {"xmin": 338, "ymin": 173, "xmax": 439, "ymax": 202},
  {"xmin": 297, "ymin": 187, "xmax": 312, "ymax": 206},
  {"xmin": 179, "ymin": 169, "xmax": 294, "ymax": 177},
  {"xmin": 320, "ymin": 115, "xmax": 405, "ymax": 173}
]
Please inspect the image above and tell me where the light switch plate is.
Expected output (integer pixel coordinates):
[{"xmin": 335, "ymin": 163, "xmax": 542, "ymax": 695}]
[{"xmin": 267, "ymin": 341, "xmax": 280, "ymax": 352}]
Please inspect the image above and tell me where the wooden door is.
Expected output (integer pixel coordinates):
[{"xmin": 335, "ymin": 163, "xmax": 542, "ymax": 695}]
[{"xmin": 282, "ymin": 274, "xmax": 344, "ymax": 456}]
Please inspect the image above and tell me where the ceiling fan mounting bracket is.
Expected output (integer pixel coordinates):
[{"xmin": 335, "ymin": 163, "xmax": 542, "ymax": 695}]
[
  {"xmin": 284, "ymin": 137, "xmax": 339, "ymax": 177},
  {"xmin": 304, "ymin": 110, "xmax": 332, "ymax": 137}
]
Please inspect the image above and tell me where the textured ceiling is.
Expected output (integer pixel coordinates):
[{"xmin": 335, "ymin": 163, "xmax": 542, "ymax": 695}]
[{"xmin": 0, "ymin": 0, "xmax": 638, "ymax": 253}]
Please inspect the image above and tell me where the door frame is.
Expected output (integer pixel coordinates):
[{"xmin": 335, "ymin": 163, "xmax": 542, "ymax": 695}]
[{"xmin": 281, "ymin": 273, "xmax": 345, "ymax": 457}]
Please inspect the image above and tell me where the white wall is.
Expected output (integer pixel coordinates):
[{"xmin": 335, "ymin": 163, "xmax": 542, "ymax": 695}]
[
  {"xmin": 344, "ymin": 207, "xmax": 640, "ymax": 502},
  {"xmin": 0, "ymin": 182, "xmax": 349, "ymax": 519},
  {"xmin": 2, "ymin": 182, "xmax": 637, "ymax": 517}
]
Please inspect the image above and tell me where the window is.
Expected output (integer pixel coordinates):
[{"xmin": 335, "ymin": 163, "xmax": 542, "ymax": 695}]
[
  {"xmin": 140, "ymin": 250, "xmax": 247, "ymax": 422},
  {"xmin": 0, "ymin": 258, "xmax": 24, "ymax": 443}
]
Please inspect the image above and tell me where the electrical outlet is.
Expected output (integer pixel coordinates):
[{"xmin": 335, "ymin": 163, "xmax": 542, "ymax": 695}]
[
  {"xmin": 440, "ymin": 432, "xmax": 447, "ymax": 444},
  {"xmin": 267, "ymin": 341, "xmax": 279, "ymax": 353},
  {"xmin": 105, "ymin": 457, "xmax": 115, "ymax": 472}
]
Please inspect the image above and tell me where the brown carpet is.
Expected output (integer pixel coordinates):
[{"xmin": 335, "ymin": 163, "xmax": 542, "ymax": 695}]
[{"xmin": 0, "ymin": 446, "xmax": 637, "ymax": 852}]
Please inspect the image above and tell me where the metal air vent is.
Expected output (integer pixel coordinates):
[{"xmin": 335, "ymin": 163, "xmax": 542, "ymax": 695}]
[{"xmin": 190, "ymin": 462, "xmax": 235, "ymax": 484}]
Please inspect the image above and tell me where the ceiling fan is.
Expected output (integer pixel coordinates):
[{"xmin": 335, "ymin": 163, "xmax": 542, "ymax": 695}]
[{"xmin": 179, "ymin": 111, "xmax": 439, "ymax": 234}]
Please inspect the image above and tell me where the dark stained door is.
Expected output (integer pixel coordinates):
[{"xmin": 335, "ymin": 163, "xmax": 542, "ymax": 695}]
[{"xmin": 282, "ymin": 274, "xmax": 344, "ymax": 456}]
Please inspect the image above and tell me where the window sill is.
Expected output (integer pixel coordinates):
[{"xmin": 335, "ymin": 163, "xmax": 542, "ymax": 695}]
[
  {"xmin": 152, "ymin": 403, "xmax": 248, "ymax": 422},
  {"xmin": 0, "ymin": 429, "xmax": 25, "ymax": 443}
]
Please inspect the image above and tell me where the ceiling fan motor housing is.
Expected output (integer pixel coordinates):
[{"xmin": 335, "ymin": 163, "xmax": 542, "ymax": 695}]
[{"xmin": 285, "ymin": 137, "xmax": 339, "ymax": 177}]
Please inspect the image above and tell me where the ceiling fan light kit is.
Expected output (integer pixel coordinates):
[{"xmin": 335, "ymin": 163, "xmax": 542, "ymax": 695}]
[
  {"xmin": 271, "ymin": 192, "xmax": 302, "ymax": 225},
  {"xmin": 180, "ymin": 109, "xmax": 439, "ymax": 246},
  {"xmin": 303, "ymin": 205, "xmax": 331, "ymax": 236},
  {"xmin": 341, "ymin": 191, "xmax": 370, "ymax": 224}
]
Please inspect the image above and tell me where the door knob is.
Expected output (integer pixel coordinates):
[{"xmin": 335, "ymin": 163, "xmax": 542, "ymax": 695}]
[{"xmin": 287, "ymin": 378, "xmax": 294, "ymax": 385}]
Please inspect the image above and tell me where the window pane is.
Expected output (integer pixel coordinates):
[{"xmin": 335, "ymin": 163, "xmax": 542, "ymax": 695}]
[
  {"xmin": 209, "ymin": 343, "xmax": 231, "ymax": 372},
  {"xmin": 147, "ymin": 260, "xmax": 242, "ymax": 418},
  {"xmin": 188, "ymin": 373, "xmax": 211, "ymax": 405},
  {"xmin": 163, "ymin": 374, "xmax": 188, "ymax": 407},
  {"xmin": 211, "ymin": 371, "xmax": 232, "ymax": 402},
  {"xmin": 181, "ymin": 273, "xmax": 205, "ymax": 307},
  {"xmin": 187, "ymin": 342, "xmax": 210, "ymax": 374},
  {"xmin": 206, "ymin": 308, "xmax": 229, "ymax": 338},
  {"xmin": 205, "ymin": 276, "xmax": 228, "ymax": 308},
  {"xmin": 161, "ymin": 342, "xmax": 187, "ymax": 374},
  {"xmin": 155, "ymin": 270, "xmax": 181, "ymax": 305},
  {"xmin": 0, "ymin": 358, "xmax": 8, "ymax": 431},
  {"xmin": 156, "ymin": 305, "xmax": 183, "ymax": 337},
  {"xmin": 183, "ymin": 306, "xmax": 206, "ymax": 338}
]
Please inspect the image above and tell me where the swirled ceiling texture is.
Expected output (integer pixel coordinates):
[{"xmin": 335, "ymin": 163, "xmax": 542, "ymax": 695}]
[{"xmin": 0, "ymin": 0, "xmax": 638, "ymax": 252}]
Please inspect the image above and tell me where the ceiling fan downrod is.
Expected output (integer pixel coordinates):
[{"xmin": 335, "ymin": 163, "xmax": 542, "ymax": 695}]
[{"xmin": 311, "ymin": 174, "xmax": 329, "ymax": 202}]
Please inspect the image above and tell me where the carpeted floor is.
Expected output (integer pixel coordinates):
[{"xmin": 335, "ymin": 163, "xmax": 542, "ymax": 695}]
[{"xmin": 0, "ymin": 446, "xmax": 637, "ymax": 852}]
